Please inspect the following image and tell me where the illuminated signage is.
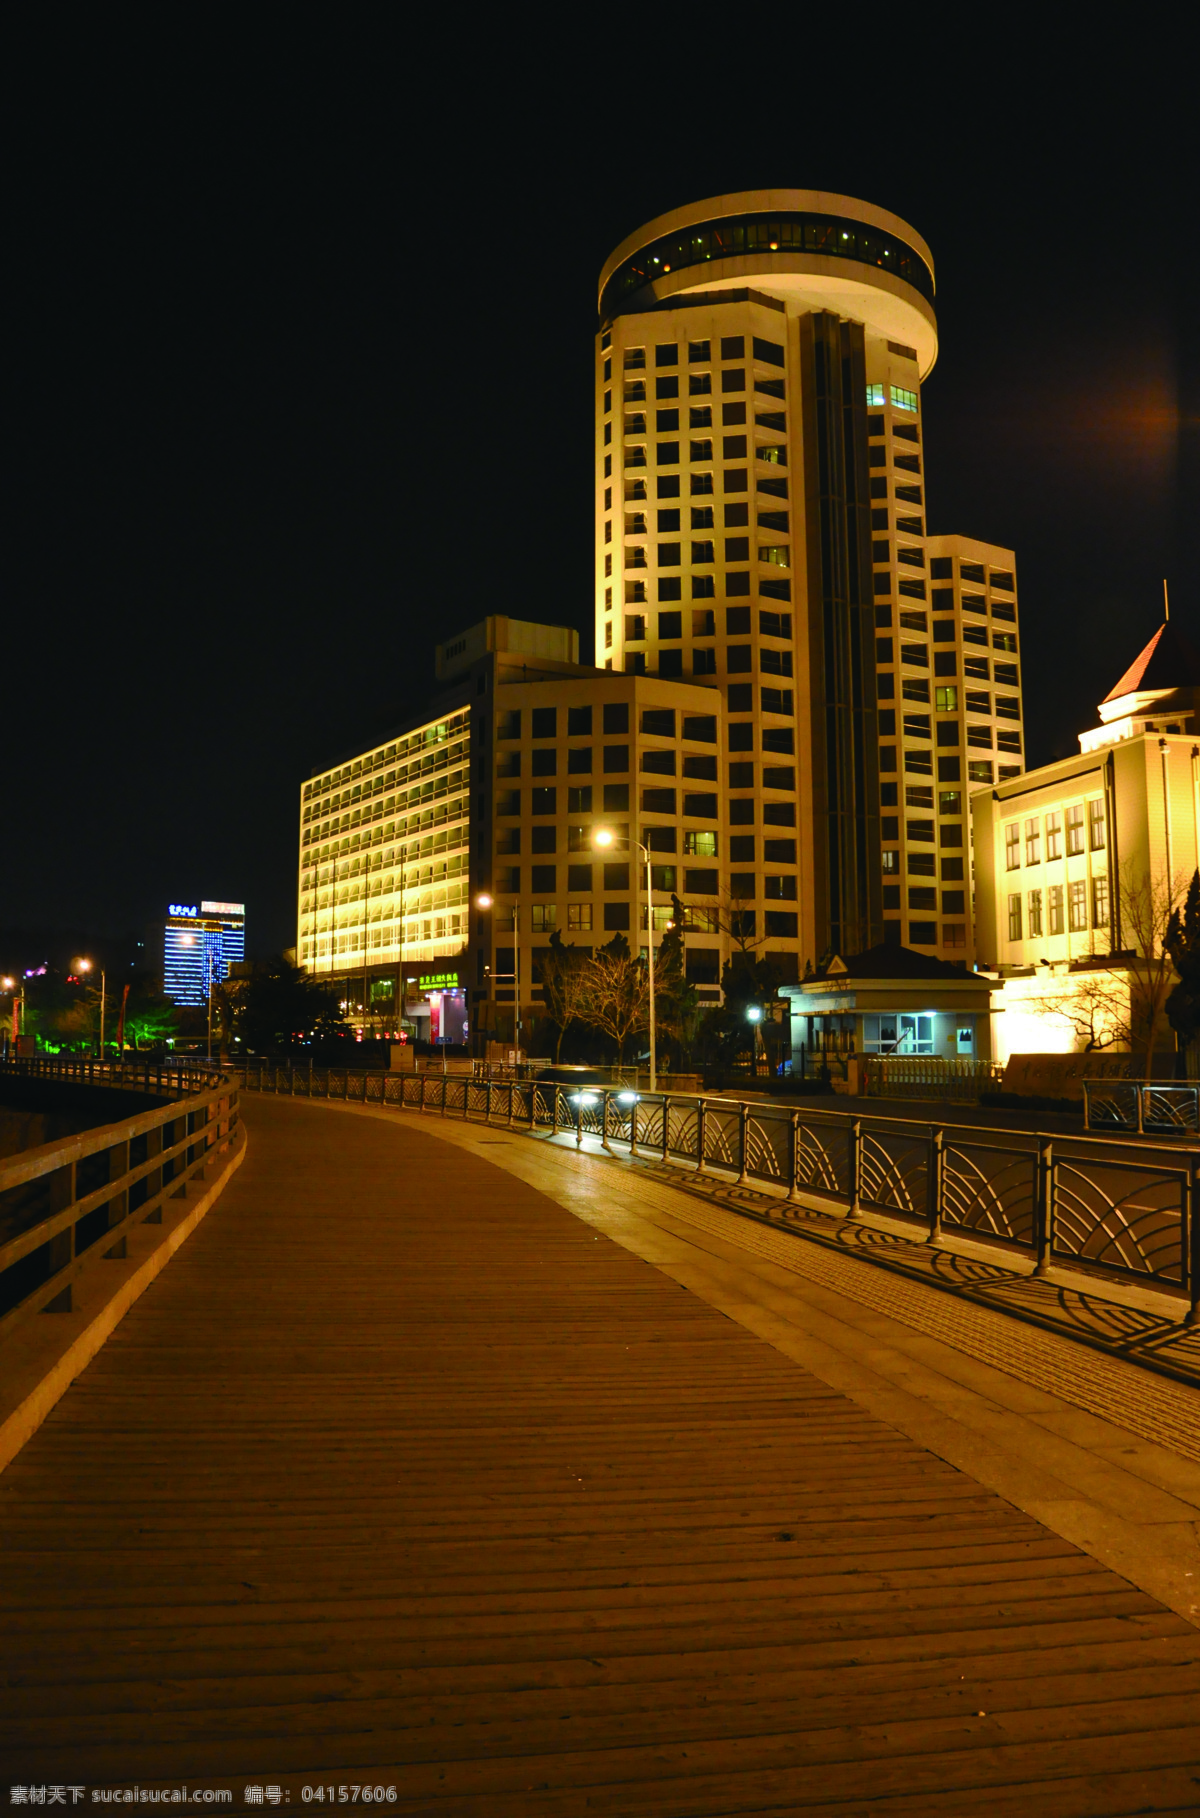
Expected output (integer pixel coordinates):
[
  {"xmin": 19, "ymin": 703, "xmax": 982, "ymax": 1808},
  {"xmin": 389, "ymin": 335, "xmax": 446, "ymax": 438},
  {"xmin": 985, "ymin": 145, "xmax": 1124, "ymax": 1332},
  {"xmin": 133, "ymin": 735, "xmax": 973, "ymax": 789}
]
[
  {"xmin": 418, "ymin": 970, "xmax": 460, "ymax": 991},
  {"xmin": 168, "ymin": 904, "xmax": 198, "ymax": 918},
  {"xmin": 201, "ymin": 900, "xmax": 245, "ymax": 916}
]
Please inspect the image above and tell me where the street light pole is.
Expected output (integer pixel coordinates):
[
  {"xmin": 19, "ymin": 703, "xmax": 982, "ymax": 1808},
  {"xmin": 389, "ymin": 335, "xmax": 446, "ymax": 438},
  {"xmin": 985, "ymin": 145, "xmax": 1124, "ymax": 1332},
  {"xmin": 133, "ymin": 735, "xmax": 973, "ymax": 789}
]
[{"xmin": 77, "ymin": 959, "xmax": 105, "ymax": 1058}]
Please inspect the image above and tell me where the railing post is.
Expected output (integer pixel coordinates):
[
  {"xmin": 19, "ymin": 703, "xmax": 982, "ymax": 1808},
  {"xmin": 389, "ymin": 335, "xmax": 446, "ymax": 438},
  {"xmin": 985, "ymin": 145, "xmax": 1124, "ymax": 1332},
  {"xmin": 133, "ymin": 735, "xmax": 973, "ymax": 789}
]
[
  {"xmin": 1137, "ymin": 1085, "xmax": 1145, "ymax": 1136},
  {"xmin": 552, "ymin": 1083, "xmax": 561, "ymax": 1137},
  {"xmin": 485, "ymin": 1079, "xmax": 492, "ymax": 1123},
  {"xmin": 1035, "ymin": 1136, "xmax": 1054, "ymax": 1275},
  {"xmin": 787, "ymin": 1109, "xmax": 801, "ymax": 1205},
  {"xmin": 926, "ymin": 1126, "xmax": 944, "ymax": 1245},
  {"xmin": 629, "ymin": 1093, "xmax": 639, "ymax": 1156},
  {"xmin": 1186, "ymin": 1155, "xmax": 1199, "ymax": 1327},
  {"xmin": 695, "ymin": 1096, "xmax": 705, "ymax": 1172},
  {"xmin": 601, "ymin": 1090, "xmax": 612, "ymax": 1152},
  {"xmin": 508, "ymin": 1081, "xmax": 516, "ymax": 1129},
  {"xmin": 419, "ymin": 1073, "xmax": 427, "ymax": 1111},
  {"xmin": 441, "ymin": 1073, "xmax": 448, "ymax": 1116},
  {"xmin": 846, "ymin": 1118, "xmax": 862, "ymax": 1219},
  {"xmin": 737, "ymin": 1101, "xmax": 750, "ymax": 1184},
  {"xmin": 661, "ymin": 1093, "xmax": 670, "ymax": 1164},
  {"xmin": 575, "ymin": 1095, "xmax": 584, "ymax": 1149}
]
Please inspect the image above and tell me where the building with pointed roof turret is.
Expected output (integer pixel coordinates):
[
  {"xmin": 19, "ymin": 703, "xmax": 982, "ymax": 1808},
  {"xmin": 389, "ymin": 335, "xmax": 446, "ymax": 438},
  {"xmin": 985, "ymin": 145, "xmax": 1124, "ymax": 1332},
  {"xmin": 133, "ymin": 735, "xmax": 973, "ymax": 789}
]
[{"xmin": 972, "ymin": 611, "xmax": 1196, "ymax": 1063}]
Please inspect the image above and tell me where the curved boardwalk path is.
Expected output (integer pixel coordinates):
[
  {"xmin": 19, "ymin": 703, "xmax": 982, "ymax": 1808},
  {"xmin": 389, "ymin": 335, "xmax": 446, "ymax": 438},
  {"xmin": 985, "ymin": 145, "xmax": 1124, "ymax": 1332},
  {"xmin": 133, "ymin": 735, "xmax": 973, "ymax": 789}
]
[{"xmin": 2, "ymin": 1096, "xmax": 1200, "ymax": 1812}]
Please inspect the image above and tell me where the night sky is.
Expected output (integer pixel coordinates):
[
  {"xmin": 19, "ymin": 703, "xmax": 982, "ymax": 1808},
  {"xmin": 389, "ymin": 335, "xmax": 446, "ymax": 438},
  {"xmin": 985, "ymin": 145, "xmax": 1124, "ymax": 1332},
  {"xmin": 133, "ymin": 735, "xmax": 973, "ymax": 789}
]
[{"xmin": 8, "ymin": 36, "xmax": 1191, "ymax": 962}]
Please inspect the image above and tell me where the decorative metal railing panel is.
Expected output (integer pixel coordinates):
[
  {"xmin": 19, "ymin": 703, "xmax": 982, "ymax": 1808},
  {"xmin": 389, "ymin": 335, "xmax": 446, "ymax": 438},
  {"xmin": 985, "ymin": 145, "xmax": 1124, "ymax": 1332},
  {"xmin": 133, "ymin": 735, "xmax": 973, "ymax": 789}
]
[
  {"xmin": 1084, "ymin": 1080, "xmax": 1200, "ymax": 1134},
  {"xmin": 233, "ymin": 1064, "xmax": 1200, "ymax": 1317}
]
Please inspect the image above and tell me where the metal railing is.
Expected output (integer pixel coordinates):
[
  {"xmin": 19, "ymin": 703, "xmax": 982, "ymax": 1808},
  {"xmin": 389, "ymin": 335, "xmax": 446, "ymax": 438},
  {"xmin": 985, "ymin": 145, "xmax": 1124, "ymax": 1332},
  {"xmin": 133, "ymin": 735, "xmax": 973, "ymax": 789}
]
[
  {"xmin": 865, "ymin": 1056, "xmax": 1003, "ymax": 1101},
  {"xmin": 239, "ymin": 1062, "xmax": 1199, "ymax": 1319},
  {"xmin": 1085, "ymin": 1079, "xmax": 1200, "ymax": 1135},
  {"xmin": 0, "ymin": 1058, "xmax": 240, "ymax": 1330}
]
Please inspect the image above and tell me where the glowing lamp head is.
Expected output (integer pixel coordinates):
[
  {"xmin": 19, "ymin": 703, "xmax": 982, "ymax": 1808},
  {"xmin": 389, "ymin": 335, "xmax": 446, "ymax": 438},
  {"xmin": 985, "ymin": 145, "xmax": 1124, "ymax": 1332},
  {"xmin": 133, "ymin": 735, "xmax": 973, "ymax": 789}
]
[
  {"xmin": 1, "ymin": 977, "xmax": 13, "ymax": 990},
  {"xmin": 76, "ymin": 959, "xmax": 92, "ymax": 975},
  {"xmin": 475, "ymin": 892, "xmax": 493, "ymax": 909},
  {"xmin": 746, "ymin": 1006, "xmax": 763, "ymax": 1023},
  {"xmin": 592, "ymin": 828, "xmax": 615, "ymax": 849}
]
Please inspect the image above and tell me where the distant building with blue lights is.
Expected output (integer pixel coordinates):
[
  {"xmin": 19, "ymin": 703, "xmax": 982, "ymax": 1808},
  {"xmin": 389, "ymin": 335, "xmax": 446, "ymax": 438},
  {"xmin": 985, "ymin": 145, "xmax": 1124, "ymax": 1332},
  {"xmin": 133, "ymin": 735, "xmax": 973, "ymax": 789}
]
[{"xmin": 163, "ymin": 901, "xmax": 246, "ymax": 1005}]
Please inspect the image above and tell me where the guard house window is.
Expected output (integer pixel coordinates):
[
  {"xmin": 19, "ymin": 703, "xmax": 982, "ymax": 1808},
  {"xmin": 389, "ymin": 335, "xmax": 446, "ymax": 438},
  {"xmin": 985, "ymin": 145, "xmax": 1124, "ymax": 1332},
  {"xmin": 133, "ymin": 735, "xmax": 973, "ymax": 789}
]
[
  {"xmin": 1008, "ymin": 894, "xmax": 1023, "ymax": 941},
  {"xmin": 1093, "ymin": 875, "xmax": 1110, "ymax": 927},
  {"xmin": 1028, "ymin": 889, "xmax": 1043, "ymax": 937},
  {"xmin": 861, "ymin": 1013, "xmax": 933, "ymax": 1054},
  {"xmin": 1046, "ymin": 811, "xmax": 1063, "ymax": 861},
  {"xmin": 1089, "ymin": 798, "xmax": 1107, "ymax": 850},
  {"xmin": 1005, "ymin": 824, "xmax": 1020, "ymax": 871},
  {"xmin": 1025, "ymin": 817, "xmax": 1041, "ymax": 865},
  {"xmin": 1067, "ymin": 803, "xmax": 1085, "ymax": 856},
  {"xmin": 1068, "ymin": 879, "xmax": 1088, "ymax": 932},
  {"xmin": 1048, "ymin": 884, "xmax": 1064, "ymax": 934}
]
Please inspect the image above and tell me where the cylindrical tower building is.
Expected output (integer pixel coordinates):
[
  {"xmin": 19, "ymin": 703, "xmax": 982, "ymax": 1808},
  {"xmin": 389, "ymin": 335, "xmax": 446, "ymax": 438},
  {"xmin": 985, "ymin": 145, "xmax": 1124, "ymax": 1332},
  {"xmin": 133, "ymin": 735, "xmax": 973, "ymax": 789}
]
[{"xmin": 595, "ymin": 189, "xmax": 984, "ymax": 974}]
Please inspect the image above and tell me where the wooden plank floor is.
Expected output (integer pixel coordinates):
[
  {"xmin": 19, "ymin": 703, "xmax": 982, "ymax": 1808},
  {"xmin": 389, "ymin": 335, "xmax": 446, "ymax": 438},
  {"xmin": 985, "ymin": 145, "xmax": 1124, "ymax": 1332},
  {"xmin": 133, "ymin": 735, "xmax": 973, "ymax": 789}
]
[{"xmin": 2, "ymin": 1095, "xmax": 1199, "ymax": 1812}]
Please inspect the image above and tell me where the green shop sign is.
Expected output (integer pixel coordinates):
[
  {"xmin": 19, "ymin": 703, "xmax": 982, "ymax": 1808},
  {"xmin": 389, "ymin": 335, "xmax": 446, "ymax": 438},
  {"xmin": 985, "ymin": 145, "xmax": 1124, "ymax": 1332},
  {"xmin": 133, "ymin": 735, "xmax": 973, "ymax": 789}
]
[{"xmin": 418, "ymin": 970, "xmax": 460, "ymax": 991}]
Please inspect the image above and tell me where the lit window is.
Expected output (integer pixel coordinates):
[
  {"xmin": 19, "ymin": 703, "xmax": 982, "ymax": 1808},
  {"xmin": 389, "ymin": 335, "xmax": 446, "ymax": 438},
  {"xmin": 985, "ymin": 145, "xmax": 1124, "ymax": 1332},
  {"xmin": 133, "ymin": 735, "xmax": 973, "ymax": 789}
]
[
  {"xmin": 1045, "ymin": 811, "xmax": 1062, "ymax": 860},
  {"xmin": 759, "ymin": 546, "xmax": 790, "ymax": 567},
  {"xmin": 1005, "ymin": 824, "xmax": 1020, "ymax": 871},
  {"xmin": 1068, "ymin": 880, "xmax": 1087, "ymax": 931},
  {"xmin": 1048, "ymin": 884, "xmax": 1064, "ymax": 934},
  {"xmin": 568, "ymin": 903, "xmax": 593, "ymax": 931},
  {"xmin": 684, "ymin": 830, "xmax": 718, "ymax": 857},
  {"xmin": 1093, "ymin": 876, "xmax": 1110, "ymax": 927},
  {"xmin": 934, "ymin": 685, "xmax": 958, "ymax": 712},
  {"xmin": 1089, "ymin": 798, "xmax": 1106, "ymax": 851},
  {"xmin": 866, "ymin": 384, "xmax": 885, "ymax": 407},
  {"xmin": 891, "ymin": 385, "xmax": 918, "ymax": 412},
  {"xmin": 1027, "ymin": 889, "xmax": 1043, "ymax": 936},
  {"xmin": 1008, "ymin": 893, "xmax": 1022, "ymax": 941},
  {"xmin": 882, "ymin": 850, "xmax": 899, "ymax": 873},
  {"xmin": 1067, "ymin": 804, "xmax": 1085, "ymax": 856},
  {"xmin": 1025, "ymin": 817, "xmax": 1041, "ymax": 865}
]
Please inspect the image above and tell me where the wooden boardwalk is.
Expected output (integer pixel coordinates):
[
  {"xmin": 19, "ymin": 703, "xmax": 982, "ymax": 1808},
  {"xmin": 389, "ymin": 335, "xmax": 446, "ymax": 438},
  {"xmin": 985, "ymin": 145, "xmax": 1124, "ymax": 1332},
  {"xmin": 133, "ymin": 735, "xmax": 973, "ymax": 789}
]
[{"xmin": 2, "ymin": 1095, "xmax": 1199, "ymax": 1811}]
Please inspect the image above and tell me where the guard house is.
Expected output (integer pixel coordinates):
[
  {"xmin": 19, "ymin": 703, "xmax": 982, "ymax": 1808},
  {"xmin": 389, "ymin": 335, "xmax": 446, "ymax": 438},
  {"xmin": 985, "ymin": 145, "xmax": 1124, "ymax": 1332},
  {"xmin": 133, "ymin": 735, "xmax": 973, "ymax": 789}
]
[{"xmin": 781, "ymin": 944, "xmax": 995, "ymax": 1066}]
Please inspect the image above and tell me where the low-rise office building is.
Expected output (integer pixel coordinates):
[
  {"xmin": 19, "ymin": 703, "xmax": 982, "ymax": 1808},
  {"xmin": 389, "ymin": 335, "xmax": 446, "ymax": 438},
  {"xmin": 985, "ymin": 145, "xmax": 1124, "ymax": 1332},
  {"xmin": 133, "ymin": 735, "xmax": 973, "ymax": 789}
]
[{"xmin": 298, "ymin": 615, "xmax": 789, "ymax": 1047}]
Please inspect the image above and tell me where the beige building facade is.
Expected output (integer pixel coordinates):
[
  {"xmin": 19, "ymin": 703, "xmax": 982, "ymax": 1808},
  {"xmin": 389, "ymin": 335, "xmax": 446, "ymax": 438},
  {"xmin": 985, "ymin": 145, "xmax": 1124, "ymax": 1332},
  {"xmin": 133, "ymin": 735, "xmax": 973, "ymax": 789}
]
[{"xmin": 596, "ymin": 189, "xmax": 1023, "ymax": 971}]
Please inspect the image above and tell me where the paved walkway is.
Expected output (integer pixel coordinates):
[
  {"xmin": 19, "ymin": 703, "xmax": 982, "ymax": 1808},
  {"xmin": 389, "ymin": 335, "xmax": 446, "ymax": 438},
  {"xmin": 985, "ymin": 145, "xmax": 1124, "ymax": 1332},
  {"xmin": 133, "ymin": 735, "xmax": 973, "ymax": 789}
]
[{"xmin": 2, "ymin": 1096, "xmax": 1200, "ymax": 1811}]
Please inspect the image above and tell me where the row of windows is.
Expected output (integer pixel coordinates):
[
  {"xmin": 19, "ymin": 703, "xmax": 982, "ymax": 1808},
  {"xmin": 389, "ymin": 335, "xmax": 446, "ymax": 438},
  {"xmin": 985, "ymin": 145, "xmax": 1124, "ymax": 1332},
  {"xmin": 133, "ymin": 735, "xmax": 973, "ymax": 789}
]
[
  {"xmin": 501, "ymin": 826, "xmax": 798, "ymax": 867},
  {"xmin": 618, "ymin": 573, "xmax": 793, "ymax": 603},
  {"xmin": 877, "ymin": 633, "xmax": 1019, "ymax": 664},
  {"xmin": 882, "ymin": 887, "xmax": 967, "ymax": 915},
  {"xmin": 499, "ymin": 747, "xmax": 719, "ymax": 779},
  {"xmin": 931, "ymin": 587, "xmax": 1017, "ymax": 622},
  {"xmin": 878, "ymin": 748, "xmax": 1015, "ymax": 785},
  {"xmin": 491, "ymin": 862, "xmax": 799, "ymax": 898},
  {"xmin": 622, "ymin": 534, "xmax": 792, "ymax": 568},
  {"xmin": 621, "ymin": 503, "xmax": 788, "ymax": 536},
  {"xmin": 497, "ymin": 704, "xmax": 718, "ymax": 741},
  {"xmin": 1008, "ymin": 879, "xmax": 1110, "ymax": 940},
  {"xmin": 881, "ymin": 920, "xmax": 969, "ymax": 949},
  {"xmin": 619, "ymin": 335, "xmax": 785, "ymax": 370},
  {"xmin": 929, "ymin": 558, "xmax": 1015, "ymax": 590},
  {"xmin": 501, "ymin": 902, "xmax": 801, "ymax": 942},
  {"xmin": 601, "ymin": 213, "xmax": 935, "ymax": 316},
  {"xmin": 865, "ymin": 384, "xmax": 918, "ymax": 411},
  {"xmin": 303, "ymin": 715, "xmax": 470, "ymax": 800},
  {"xmin": 1005, "ymin": 801, "xmax": 1106, "ymax": 868}
]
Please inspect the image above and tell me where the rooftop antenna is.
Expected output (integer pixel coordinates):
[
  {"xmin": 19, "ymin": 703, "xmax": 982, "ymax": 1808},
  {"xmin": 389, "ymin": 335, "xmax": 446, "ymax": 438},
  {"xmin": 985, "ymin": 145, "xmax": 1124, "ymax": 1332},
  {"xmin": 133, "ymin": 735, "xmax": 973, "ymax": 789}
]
[{"xmin": 1164, "ymin": 578, "xmax": 1170, "ymax": 621}]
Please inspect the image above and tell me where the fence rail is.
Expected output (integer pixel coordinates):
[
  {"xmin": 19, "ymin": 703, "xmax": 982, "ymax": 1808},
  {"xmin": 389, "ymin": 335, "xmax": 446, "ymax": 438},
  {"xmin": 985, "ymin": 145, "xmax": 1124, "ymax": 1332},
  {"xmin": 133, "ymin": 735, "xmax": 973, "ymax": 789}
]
[
  {"xmin": 865, "ymin": 1056, "xmax": 1003, "ymax": 1101},
  {"xmin": 238, "ymin": 1062, "xmax": 1200, "ymax": 1320},
  {"xmin": 1085, "ymin": 1079, "xmax": 1200, "ymax": 1135},
  {"xmin": 0, "ymin": 1058, "xmax": 240, "ymax": 1330}
]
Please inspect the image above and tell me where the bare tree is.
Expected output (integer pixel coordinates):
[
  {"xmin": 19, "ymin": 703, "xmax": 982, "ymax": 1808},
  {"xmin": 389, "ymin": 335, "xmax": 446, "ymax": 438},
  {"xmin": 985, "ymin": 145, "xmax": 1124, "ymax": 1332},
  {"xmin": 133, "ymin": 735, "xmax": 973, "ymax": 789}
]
[
  {"xmin": 575, "ymin": 940, "xmax": 648, "ymax": 1066},
  {"xmin": 1018, "ymin": 863, "xmax": 1179, "ymax": 1071},
  {"xmin": 686, "ymin": 884, "xmax": 767, "ymax": 957}
]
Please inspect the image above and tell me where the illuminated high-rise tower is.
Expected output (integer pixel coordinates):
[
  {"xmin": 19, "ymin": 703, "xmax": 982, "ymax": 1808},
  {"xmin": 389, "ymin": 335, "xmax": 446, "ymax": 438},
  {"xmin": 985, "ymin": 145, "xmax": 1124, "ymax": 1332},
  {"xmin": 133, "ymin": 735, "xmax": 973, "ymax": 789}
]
[{"xmin": 596, "ymin": 190, "xmax": 1022, "ymax": 967}]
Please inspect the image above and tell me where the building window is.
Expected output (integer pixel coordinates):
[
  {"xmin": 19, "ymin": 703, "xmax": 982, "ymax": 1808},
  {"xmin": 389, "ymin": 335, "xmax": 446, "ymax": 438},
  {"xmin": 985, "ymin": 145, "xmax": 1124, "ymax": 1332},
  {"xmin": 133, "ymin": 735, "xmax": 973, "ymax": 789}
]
[
  {"xmin": 693, "ymin": 647, "xmax": 716, "ymax": 674},
  {"xmin": 968, "ymin": 760, "xmax": 993, "ymax": 784},
  {"xmin": 1089, "ymin": 798, "xmax": 1106, "ymax": 851},
  {"xmin": 684, "ymin": 830, "xmax": 718, "ymax": 857},
  {"xmin": 934, "ymin": 685, "xmax": 958, "ymax": 712},
  {"xmin": 861, "ymin": 1013, "xmax": 933, "ymax": 1054},
  {"xmin": 1007, "ymin": 894, "xmax": 1023, "ymax": 941},
  {"xmin": 1046, "ymin": 811, "xmax": 1062, "ymax": 861},
  {"xmin": 1067, "ymin": 804, "xmax": 1085, "ymax": 856},
  {"xmin": 567, "ymin": 747, "xmax": 593, "ymax": 774},
  {"xmin": 568, "ymin": 903, "xmax": 593, "ymax": 931},
  {"xmin": 1025, "ymin": 817, "xmax": 1041, "ymax": 865},
  {"xmin": 1048, "ymin": 885, "xmax": 1064, "ymax": 935},
  {"xmin": 692, "ymin": 576, "xmax": 715, "ymax": 598},
  {"xmin": 1093, "ymin": 875, "xmax": 1110, "ymax": 928},
  {"xmin": 866, "ymin": 384, "xmax": 885, "ymax": 407},
  {"xmin": 1028, "ymin": 889, "xmax": 1043, "ymax": 937},
  {"xmin": 531, "ymin": 904, "xmax": 557, "ymax": 933},
  {"xmin": 891, "ymin": 385, "xmax": 918, "ymax": 411},
  {"xmin": 943, "ymin": 924, "xmax": 966, "ymax": 948},
  {"xmin": 567, "ymin": 785, "xmax": 593, "ymax": 813},
  {"xmin": 1004, "ymin": 824, "xmax": 1020, "ymax": 871},
  {"xmin": 1068, "ymin": 879, "xmax": 1088, "ymax": 932}
]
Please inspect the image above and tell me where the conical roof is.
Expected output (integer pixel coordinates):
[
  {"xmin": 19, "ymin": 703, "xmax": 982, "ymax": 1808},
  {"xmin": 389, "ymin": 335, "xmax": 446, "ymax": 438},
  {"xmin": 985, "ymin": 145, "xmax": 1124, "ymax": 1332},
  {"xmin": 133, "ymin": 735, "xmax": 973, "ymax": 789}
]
[{"xmin": 1102, "ymin": 621, "xmax": 1200, "ymax": 704}]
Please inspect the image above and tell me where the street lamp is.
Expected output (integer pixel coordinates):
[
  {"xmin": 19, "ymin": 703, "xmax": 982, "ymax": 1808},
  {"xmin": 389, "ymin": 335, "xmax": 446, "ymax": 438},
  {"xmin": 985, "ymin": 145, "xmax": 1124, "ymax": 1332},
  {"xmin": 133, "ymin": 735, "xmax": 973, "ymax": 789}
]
[
  {"xmin": 746, "ymin": 1004, "xmax": 763, "ymax": 1077},
  {"xmin": 475, "ymin": 893, "xmax": 522, "ymax": 1059},
  {"xmin": 593, "ymin": 826, "xmax": 657, "ymax": 1093},
  {"xmin": 76, "ymin": 959, "xmax": 106, "ymax": 1058},
  {"xmin": 1, "ymin": 976, "xmax": 21, "ymax": 1055}
]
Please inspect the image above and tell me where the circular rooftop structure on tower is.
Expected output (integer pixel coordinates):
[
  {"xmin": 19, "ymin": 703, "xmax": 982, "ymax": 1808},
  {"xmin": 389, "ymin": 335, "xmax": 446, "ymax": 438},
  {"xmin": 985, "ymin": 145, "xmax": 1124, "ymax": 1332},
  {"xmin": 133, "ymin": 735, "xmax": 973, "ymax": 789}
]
[{"xmin": 599, "ymin": 188, "xmax": 938, "ymax": 376}]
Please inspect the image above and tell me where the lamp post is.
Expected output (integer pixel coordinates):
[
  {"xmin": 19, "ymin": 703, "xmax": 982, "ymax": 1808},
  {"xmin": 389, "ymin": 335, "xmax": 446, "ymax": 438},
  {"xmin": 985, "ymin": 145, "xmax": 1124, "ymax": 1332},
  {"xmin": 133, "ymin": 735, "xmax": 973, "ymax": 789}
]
[
  {"xmin": 746, "ymin": 1003, "xmax": 763, "ymax": 1078},
  {"xmin": 475, "ymin": 893, "xmax": 522, "ymax": 1059},
  {"xmin": 76, "ymin": 959, "xmax": 105, "ymax": 1058},
  {"xmin": 593, "ymin": 827, "xmax": 656, "ymax": 1093},
  {"xmin": 1, "ymin": 976, "xmax": 22, "ymax": 1056}
]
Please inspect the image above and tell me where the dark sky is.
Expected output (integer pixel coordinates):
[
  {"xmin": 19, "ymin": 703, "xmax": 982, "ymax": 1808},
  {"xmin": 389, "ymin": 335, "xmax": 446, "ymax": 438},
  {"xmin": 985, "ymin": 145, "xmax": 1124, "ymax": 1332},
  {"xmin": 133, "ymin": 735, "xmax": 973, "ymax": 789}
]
[{"xmin": 8, "ymin": 33, "xmax": 1192, "ymax": 960}]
